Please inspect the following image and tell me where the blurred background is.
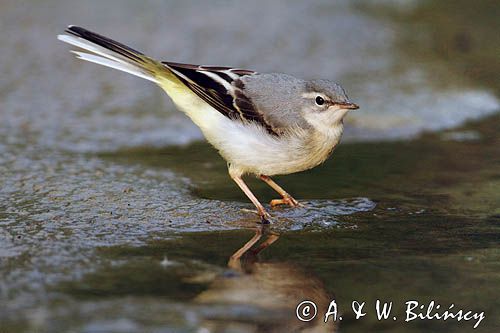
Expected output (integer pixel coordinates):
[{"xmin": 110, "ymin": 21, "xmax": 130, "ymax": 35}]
[{"xmin": 0, "ymin": 1, "xmax": 499, "ymax": 332}]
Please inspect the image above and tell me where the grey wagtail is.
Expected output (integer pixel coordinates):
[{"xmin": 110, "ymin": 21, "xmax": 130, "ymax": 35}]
[{"xmin": 58, "ymin": 26, "xmax": 359, "ymax": 224}]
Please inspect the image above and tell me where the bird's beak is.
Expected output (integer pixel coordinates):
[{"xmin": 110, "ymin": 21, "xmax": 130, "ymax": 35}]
[{"xmin": 337, "ymin": 102, "xmax": 359, "ymax": 110}]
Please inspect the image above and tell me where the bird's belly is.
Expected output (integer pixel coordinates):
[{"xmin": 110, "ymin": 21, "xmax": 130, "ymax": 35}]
[{"xmin": 200, "ymin": 116, "xmax": 336, "ymax": 177}]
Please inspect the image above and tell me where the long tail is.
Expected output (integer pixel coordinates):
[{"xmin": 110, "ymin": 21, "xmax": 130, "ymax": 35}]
[{"xmin": 58, "ymin": 26, "xmax": 173, "ymax": 84}]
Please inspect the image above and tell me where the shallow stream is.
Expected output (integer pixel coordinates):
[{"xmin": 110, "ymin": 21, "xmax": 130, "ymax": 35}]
[{"xmin": 0, "ymin": 1, "xmax": 499, "ymax": 332}]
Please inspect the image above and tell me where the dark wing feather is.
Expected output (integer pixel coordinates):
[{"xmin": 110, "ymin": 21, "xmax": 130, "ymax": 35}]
[{"xmin": 163, "ymin": 62, "xmax": 280, "ymax": 136}]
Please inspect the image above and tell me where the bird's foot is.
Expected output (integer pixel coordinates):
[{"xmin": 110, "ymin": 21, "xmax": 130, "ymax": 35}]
[
  {"xmin": 270, "ymin": 196, "xmax": 299, "ymax": 208},
  {"xmin": 241, "ymin": 208, "xmax": 273, "ymax": 224}
]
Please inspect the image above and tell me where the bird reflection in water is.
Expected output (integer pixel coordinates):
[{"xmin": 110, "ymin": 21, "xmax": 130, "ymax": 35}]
[{"xmin": 195, "ymin": 225, "xmax": 337, "ymax": 333}]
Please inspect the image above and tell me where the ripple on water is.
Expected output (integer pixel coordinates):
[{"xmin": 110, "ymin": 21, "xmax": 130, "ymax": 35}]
[{"xmin": 268, "ymin": 197, "xmax": 376, "ymax": 230}]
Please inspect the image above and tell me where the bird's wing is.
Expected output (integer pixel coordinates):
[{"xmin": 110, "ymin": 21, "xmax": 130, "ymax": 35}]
[{"xmin": 163, "ymin": 62, "xmax": 281, "ymax": 136}]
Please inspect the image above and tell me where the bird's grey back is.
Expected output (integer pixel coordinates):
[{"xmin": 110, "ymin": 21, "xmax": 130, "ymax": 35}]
[{"xmin": 240, "ymin": 73, "xmax": 310, "ymax": 132}]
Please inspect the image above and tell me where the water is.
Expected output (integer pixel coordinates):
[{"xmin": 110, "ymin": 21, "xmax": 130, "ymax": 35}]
[{"xmin": 1, "ymin": 1, "xmax": 499, "ymax": 332}]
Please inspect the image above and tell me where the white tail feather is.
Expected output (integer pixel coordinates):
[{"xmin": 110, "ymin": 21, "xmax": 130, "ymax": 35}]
[
  {"xmin": 58, "ymin": 35, "xmax": 124, "ymax": 64},
  {"xmin": 70, "ymin": 51, "xmax": 157, "ymax": 82},
  {"xmin": 58, "ymin": 34, "xmax": 157, "ymax": 83}
]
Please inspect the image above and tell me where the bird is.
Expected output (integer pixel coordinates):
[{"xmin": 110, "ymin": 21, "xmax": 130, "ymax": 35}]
[{"xmin": 58, "ymin": 26, "xmax": 359, "ymax": 224}]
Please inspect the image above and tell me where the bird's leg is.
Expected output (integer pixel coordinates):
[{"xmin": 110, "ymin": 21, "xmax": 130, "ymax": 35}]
[
  {"xmin": 259, "ymin": 175, "xmax": 299, "ymax": 208},
  {"xmin": 231, "ymin": 174, "xmax": 272, "ymax": 224}
]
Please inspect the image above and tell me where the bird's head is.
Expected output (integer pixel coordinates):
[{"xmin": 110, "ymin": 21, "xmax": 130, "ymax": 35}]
[{"xmin": 301, "ymin": 79, "xmax": 358, "ymax": 131}]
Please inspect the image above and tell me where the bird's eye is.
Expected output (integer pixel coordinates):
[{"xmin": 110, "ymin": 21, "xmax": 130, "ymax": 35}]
[{"xmin": 315, "ymin": 96, "xmax": 325, "ymax": 106}]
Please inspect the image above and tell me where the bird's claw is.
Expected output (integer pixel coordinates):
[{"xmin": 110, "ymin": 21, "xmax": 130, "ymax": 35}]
[{"xmin": 270, "ymin": 196, "xmax": 299, "ymax": 208}]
